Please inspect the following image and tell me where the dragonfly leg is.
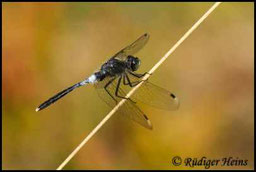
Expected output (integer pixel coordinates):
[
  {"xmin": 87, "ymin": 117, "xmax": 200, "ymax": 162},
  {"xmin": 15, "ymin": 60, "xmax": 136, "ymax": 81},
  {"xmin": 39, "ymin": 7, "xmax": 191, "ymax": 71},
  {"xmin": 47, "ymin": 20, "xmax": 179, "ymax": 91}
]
[
  {"xmin": 115, "ymin": 76, "xmax": 128, "ymax": 99},
  {"xmin": 123, "ymin": 74, "xmax": 128, "ymax": 85},
  {"xmin": 120, "ymin": 75, "xmax": 137, "ymax": 103},
  {"xmin": 128, "ymin": 71, "xmax": 151, "ymax": 78},
  {"xmin": 124, "ymin": 73, "xmax": 142, "ymax": 87},
  {"xmin": 104, "ymin": 77, "xmax": 118, "ymax": 104},
  {"xmin": 115, "ymin": 76, "xmax": 136, "ymax": 103}
]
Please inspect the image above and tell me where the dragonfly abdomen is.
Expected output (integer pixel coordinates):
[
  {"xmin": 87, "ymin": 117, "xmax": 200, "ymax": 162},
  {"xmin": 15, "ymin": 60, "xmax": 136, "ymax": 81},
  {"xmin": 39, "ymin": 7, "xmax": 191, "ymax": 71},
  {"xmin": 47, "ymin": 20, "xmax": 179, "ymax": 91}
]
[{"xmin": 35, "ymin": 80, "xmax": 90, "ymax": 112}]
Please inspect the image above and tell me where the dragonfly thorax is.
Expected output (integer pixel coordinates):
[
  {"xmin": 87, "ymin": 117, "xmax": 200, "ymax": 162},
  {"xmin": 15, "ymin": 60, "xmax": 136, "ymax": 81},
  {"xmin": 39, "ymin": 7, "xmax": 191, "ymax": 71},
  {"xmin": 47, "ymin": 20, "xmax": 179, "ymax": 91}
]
[{"xmin": 100, "ymin": 58, "xmax": 126, "ymax": 77}]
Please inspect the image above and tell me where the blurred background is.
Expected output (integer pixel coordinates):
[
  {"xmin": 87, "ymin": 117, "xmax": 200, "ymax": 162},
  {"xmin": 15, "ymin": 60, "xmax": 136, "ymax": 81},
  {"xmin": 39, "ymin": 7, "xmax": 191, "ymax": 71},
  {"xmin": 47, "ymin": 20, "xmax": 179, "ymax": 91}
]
[{"xmin": 2, "ymin": 2, "xmax": 254, "ymax": 170}]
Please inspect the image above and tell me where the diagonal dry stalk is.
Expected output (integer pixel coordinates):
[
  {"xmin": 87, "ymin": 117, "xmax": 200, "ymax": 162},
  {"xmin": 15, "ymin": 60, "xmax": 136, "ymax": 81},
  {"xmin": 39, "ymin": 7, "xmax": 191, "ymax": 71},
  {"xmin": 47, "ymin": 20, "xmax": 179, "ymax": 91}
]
[{"xmin": 56, "ymin": 2, "xmax": 222, "ymax": 170}]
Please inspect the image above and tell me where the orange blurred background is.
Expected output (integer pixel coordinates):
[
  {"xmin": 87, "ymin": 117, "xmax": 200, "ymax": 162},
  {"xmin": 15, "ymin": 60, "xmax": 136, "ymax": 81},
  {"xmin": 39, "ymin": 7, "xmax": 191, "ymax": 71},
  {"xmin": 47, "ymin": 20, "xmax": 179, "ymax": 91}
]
[{"xmin": 2, "ymin": 2, "xmax": 254, "ymax": 170}]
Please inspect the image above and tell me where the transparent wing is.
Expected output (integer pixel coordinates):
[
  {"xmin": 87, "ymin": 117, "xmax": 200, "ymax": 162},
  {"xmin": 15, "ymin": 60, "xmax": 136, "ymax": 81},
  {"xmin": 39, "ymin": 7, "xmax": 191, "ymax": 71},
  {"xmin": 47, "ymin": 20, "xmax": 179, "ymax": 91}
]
[
  {"xmin": 120, "ymin": 98, "xmax": 152, "ymax": 130},
  {"xmin": 111, "ymin": 33, "xmax": 150, "ymax": 61},
  {"xmin": 94, "ymin": 77, "xmax": 152, "ymax": 130},
  {"xmin": 126, "ymin": 73, "xmax": 180, "ymax": 111},
  {"xmin": 94, "ymin": 76, "xmax": 117, "ymax": 107},
  {"xmin": 131, "ymin": 81, "xmax": 180, "ymax": 111},
  {"xmin": 94, "ymin": 76, "xmax": 115, "ymax": 89}
]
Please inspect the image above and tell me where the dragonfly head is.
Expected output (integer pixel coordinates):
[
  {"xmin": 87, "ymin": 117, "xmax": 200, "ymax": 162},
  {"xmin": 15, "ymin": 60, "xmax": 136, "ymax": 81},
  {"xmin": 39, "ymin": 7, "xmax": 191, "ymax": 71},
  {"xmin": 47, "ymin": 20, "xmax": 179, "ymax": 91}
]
[{"xmin": 127, "ymin": 55, "xmax": 141, "ymax": 71}]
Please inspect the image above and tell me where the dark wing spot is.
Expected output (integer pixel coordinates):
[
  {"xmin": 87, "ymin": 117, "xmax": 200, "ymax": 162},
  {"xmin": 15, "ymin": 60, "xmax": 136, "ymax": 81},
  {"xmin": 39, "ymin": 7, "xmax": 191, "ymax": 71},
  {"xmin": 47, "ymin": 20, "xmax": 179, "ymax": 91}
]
[
  {"xmin": 170, "ymin": 93, "xmax": 176, "ymax": 99},
  {"xmin": 143, "ymin": 114, "xmax": 153, "ymax": 130},
  {"xmin": 143, "ymin": 114, "xmax": 149, "ymax": 120}
]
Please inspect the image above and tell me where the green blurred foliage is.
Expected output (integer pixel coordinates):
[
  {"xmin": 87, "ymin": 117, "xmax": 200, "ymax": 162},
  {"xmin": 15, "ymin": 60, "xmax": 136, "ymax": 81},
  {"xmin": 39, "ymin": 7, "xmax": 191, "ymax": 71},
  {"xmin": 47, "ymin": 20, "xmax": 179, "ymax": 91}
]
[{"xmin": 2, "ymin": 2, "xmax": 254, "ymax": 170}]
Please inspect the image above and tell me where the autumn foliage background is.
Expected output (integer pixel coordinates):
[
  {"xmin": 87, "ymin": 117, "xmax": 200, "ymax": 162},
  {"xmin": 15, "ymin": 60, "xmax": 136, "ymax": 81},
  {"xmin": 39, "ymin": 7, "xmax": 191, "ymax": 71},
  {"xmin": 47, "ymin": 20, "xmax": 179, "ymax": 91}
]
[{"xmin": 2, "ymin": 2, "xmax": 254, "ymax": 170}]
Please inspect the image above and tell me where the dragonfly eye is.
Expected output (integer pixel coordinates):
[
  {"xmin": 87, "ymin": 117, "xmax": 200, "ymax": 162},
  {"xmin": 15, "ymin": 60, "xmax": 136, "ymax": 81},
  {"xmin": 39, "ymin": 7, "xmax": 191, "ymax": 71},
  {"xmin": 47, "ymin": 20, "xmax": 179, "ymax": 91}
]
[
  {"xmin": 132, "ymin": 58, "xmax": 140, "ymax": 71},
  {"xmin": 127, "ymin": 56, "xmax": 140, "ymax": 71}
]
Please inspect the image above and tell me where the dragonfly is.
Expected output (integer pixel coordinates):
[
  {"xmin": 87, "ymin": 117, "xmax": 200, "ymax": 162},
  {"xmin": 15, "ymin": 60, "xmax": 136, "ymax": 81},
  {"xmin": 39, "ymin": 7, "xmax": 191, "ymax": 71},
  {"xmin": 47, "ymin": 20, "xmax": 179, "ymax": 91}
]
[{"xmin": 36, "ymin": 33, "xmax": 179, "ymax": 130}]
